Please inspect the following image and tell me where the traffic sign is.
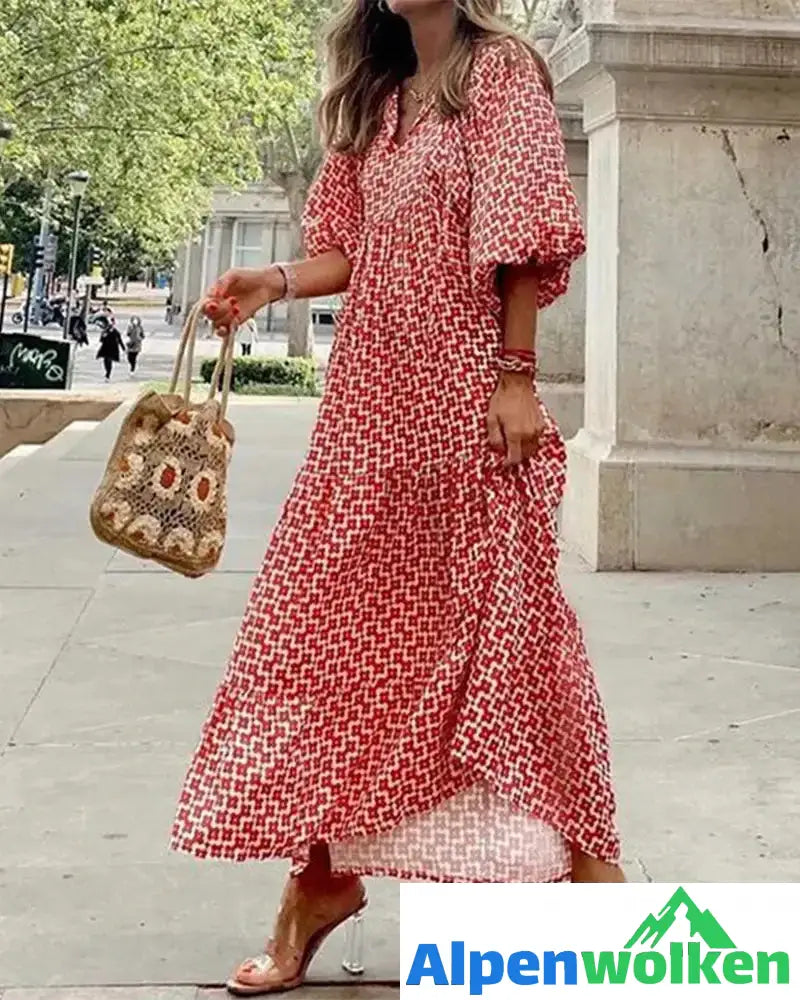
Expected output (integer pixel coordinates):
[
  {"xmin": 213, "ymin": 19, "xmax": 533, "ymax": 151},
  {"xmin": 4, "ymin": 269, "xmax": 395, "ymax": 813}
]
[{"xmin": 43, "ymin": 234, "xmax": 58, "ymax": 272}]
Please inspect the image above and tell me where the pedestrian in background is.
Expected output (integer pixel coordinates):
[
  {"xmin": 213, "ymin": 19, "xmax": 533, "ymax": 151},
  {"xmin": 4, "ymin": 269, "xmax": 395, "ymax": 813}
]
[
  {"xmin": 125, "ymin": 316, "xmax": 145, "ymax": 373},
  {"xmin": 173, "ymin": 0, "xmax": 624, "ymax": 994},
  {"xmin": 235, "ymin": 315, "xmax": 258, "ymax": 356},
  {"xmin": 96, "ymin": 318, "xmax": 125, "ymax": 381}
]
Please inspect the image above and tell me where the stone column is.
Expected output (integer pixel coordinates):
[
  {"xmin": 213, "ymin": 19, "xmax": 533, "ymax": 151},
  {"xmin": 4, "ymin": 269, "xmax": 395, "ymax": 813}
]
[
  {"xmin": 536, "ymin": 13, "xmax": 589, "ymax": 439},
  {"xmin": 551, "ymin": 1, "xmax": 800, "ymax": 570},
  {"xmin": 215, "ymin": 217, "xmax": 235, "ymax": 279},
  {"xmin": 537, "ymin": 105, "xmax": 588, "ymax": 438}
]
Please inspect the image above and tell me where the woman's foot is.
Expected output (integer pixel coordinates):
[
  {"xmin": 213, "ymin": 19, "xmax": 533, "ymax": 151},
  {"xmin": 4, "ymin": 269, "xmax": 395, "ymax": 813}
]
[{"xmin": 227, "ymin": 874, "xmax": 366, "ymax": 996}]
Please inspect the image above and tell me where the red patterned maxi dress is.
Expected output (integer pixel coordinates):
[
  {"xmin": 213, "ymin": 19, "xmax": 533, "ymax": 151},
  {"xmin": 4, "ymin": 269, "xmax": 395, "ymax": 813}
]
[{"xmin": 172, "ymin": 41, "xmax": 620, "ymax": 882}]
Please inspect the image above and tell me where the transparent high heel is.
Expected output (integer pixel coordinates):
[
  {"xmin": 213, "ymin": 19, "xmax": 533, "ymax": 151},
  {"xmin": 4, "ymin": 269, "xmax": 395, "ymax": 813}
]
[
  {"xmin": 227, "ymin": 885, "xmax": 367, "ymax": 996},
  {"xmin": 342, "ymin": 908, "xmax": 366, "ymax": 976}
]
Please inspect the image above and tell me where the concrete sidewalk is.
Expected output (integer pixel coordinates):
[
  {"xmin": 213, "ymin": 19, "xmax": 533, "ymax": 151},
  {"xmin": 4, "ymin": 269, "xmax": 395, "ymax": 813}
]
[{"xmin": 1, "ymin": 400, "xmax": 799, "ymax": 997}]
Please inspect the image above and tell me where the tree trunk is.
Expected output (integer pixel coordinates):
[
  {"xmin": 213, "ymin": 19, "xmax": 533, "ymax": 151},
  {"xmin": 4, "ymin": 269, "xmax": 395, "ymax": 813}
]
[{"xmin": 283, "ymin": 172, "xmax": 314, "ymax": 359}]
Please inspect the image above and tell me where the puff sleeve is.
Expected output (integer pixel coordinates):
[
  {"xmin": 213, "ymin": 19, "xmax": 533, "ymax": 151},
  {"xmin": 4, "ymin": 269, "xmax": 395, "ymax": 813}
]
[
  {"xmin": 467, "ymin": 43, "xmax": 586, "ymax": 309},
  {"xmin": 302, "ymin": 151, "xmax": 364, "ymax": 262}
]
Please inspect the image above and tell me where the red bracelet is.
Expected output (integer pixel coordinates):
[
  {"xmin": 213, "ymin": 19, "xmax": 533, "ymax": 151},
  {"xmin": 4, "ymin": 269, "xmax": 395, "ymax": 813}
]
[
  {"xmin": 495, "ymin": 348, "xmax": 537, "ymax": 376},
  {"xmin": 501, "ymin": 349, "xmax": 536, "ymax": 360}
]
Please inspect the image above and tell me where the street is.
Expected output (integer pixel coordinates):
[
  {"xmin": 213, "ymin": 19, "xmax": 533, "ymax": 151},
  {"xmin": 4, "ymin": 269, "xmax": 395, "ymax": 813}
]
[{"xmin": 2, "ymin": 288, "xmax": 333, "ymax": 396}]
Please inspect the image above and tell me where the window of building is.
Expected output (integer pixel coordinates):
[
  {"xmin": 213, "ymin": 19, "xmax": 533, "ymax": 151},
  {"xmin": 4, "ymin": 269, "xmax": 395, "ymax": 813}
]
[
  {"xmin": 234, "ymin": 221, "xmax": 265, "ymax": 269},
  {"xmin": 203, "ymin": 230, "xmax": 216, "ymax": 284}
]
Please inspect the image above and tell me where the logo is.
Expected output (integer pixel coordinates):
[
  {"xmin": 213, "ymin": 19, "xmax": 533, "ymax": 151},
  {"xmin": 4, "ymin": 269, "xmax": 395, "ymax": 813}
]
[
  {"xmin": 402, "ymin": 884, "xmax": 793, "ymax": 995},
  {"xmin": 585, "ymin": 887, "xmax": 786, "ymax": 987}
]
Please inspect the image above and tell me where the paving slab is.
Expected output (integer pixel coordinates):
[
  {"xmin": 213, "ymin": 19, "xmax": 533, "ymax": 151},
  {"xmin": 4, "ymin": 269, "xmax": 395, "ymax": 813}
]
[
  {"xmin": 3, "ymin": 991, "xmax": 197, "ymax": 1000},
  {"xmin": 615, "ymin": 736, "xmax": 800, "ymax": 882},
  {"xmin": 83, "ymin": 614, "xmax": 240, "ymax": 669},
  {"xmin": 12, "ymin": 646, "xmax": 223, "ymax": 748},
  {"xmin": 566, "ymin": 567, "xmax": 800, "ymax": 670},
  {"xmin": 596, "ymin": 646, "xmax": 800, "ymax": 743},
  {"xmin": 0, "ymin": 537, "xmax": 114, "ymax": 589},
  {"xmin": 69, "ymin": 574, "xmax": 251, "ymax": 644},
  {"xmin": 198, "ymin": 989, "xmax": 398, "ymax": 1000},
  {"xmin": 1, "ymin": 663, "xmax": 53, "ymax": 750},
  {"xmin": 0, "ymin": 589, "xmax": 94, "ymax": 747},
  {"xmin": 0, "ymin": 990, "xmax": 399, "ymax": 1000},
  {"xmin": 0, "ymin": 743, "xmax": 189, "ymax": 868},
  {"xmin": 0, "ymin": 865, "xmax": 398, "ymax": 987}
]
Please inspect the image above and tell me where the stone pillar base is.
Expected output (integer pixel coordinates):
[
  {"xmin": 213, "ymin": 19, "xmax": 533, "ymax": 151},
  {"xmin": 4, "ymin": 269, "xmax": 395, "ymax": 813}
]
[{"xmin": 562, "ymin": 430, "xmax": 800, "ymax": 571}]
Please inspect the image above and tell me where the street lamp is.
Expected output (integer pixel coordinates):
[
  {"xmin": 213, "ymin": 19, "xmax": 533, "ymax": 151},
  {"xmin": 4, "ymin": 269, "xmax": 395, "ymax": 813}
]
[{"xmin": 62, "ymin": 170, "xmax": 90, "ymax": 341}]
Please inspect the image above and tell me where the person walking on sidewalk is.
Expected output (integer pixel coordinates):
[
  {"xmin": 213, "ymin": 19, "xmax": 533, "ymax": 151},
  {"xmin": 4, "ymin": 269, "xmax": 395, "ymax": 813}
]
[
  {"xmin": 172, "ymin": 0, "xmax": 624, "ymax": 994},
  {"xmin": 95, "ymin": 318, "xmax": 125, "ymax": 381},
  {"xmin": 125, "ymin": 316, "xmax": 145, "ymax": 373},
  {"xmin": 235, "ymin": 315, "xmax": 258, "ymax": 356}
]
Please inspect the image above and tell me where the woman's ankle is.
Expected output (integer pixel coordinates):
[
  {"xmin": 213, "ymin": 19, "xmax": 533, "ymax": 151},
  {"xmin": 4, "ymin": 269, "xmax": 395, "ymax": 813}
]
[
  {"xmin": 297, "ymin": 868, "xmax": 360, "ymax": 895},
  {"xmin": 571, "ymin": 847, "xmax": 626, "ymax": 883}
]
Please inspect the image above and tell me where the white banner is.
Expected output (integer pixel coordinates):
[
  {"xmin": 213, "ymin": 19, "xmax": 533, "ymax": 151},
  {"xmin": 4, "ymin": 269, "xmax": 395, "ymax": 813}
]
[{"xmin": 400, "ymin": 883, "xmax": 796, "ymax": 997}]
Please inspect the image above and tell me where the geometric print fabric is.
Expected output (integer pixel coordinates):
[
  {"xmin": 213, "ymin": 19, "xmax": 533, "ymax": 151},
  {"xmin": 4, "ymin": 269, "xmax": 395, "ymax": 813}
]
[{"xmin": 171, "ymin": 40, "xmax": 620, "ymax": 882}]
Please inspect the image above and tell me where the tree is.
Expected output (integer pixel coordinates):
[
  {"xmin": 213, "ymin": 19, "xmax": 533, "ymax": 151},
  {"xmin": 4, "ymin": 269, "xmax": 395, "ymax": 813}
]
[
  {"xmin": 254, "ymin": 1, "xmax": 332, "ymax": 358},
  {"xmin": 0, "ymin": 0, "xmax": 308, "ymax": 259}
]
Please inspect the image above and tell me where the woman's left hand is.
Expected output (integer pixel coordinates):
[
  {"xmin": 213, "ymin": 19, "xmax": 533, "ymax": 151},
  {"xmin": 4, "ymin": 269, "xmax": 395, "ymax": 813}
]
[{"xmin": 487, "ymin": 372, "xmax": 546, "ymax": 466}]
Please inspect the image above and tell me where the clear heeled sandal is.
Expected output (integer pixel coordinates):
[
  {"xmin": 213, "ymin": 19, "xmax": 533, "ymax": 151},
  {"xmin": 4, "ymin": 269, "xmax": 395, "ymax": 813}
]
[
  {"xmin": 227, "ymin": 880, "xmax": 367, "ymax": 997},
  {"xmin": 341, "ymin": 908, "xmax": 366, "ymax": 976}
]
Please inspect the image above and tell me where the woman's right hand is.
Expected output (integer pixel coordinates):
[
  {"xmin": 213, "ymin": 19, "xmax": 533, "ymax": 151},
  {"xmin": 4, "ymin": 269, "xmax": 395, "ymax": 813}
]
[{"xmin": 203, "ymin": 266, "xmax": 285, "ymax": 335}]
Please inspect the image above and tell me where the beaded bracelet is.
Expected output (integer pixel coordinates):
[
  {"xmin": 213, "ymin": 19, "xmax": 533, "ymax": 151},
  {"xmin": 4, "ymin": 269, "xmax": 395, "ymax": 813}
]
[
  {"xmin": 274, "ymin": 262, "xmax": 299, "ymax": 302},
  {"xmin": 495, "ymin": 349, "xmax": 537, "ymax": 377}
]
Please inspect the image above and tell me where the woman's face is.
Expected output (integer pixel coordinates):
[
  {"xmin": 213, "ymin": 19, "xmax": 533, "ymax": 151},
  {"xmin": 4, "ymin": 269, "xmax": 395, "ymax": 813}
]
[{"xmin": 387, "ymin": 0, "xmax": 454, "ymax": 16}]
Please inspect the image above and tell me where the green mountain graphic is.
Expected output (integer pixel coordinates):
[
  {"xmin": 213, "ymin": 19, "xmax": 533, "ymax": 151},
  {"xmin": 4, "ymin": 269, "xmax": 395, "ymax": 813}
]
[{"xmin": 625, "ymin": 887, "xmax": 737, "ymax": 950}]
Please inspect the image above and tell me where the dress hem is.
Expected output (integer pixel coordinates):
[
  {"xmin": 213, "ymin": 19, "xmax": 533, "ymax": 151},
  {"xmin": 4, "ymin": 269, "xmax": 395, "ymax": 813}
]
[{"xmin": 169, "ymin": 770, "xmax": 620, "ymax": 880}]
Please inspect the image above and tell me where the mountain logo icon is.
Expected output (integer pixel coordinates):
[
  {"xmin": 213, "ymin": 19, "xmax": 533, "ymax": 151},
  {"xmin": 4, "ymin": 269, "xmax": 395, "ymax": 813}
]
[{"xmin": 625, "ymin": 887, "xmax": 737, "ymax": 950}]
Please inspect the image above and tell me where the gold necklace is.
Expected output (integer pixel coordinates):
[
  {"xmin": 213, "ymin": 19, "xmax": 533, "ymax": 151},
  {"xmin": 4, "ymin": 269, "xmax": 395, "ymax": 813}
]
[{"xmin": 406, "ymin": 75, "xmax": 434, "ymax": 104}]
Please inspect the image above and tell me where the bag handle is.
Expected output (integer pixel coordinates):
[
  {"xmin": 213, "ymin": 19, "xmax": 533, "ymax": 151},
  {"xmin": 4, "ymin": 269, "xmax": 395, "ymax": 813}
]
[
  {"xmin": 169, "ymin": 301, "xmax": 235, "ymax": 416},
  {"xmin": 169, "ymin": 301, "xmax": 201, "ymax": 402},
  {"xmin": 207, "ymin": 324, "xmax": 236, "ymax": 417}
]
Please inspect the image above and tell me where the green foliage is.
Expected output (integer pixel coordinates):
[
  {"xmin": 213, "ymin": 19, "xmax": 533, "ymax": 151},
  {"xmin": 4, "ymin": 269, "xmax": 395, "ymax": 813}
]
[
  {"xmin": 0, "ymin": 178, "xmax": 43, "ymax": 263},
  {"xmin": 200, "ymin": 356, "xmax": 317, "ymax": 392},
  {"xmin": 0, "ymin": 0, "xmax": 319, "ymax": 258},
  {"xmin": 257, "ymin": 0, "xmax": 331, "ymax": 189},
  {"xmin": 0, "ymin": 177, "xmax": 166, "ymax": 279},
  {"xmin": 236, "ymin": 382, "xmax": 320, "ymax": 398}
]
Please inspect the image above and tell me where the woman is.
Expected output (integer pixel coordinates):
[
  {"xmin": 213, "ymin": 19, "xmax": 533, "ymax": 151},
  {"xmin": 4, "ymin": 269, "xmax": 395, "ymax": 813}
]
[
  {"xmin": 235, "ymin": 315, "xmax": 258, "ymax": 356},
  {"xmin": 95, "ymin": 319, "xmax": 125, "ymax": 381},
  {"xmin": 125, "ymin": 316, "xmax": 145, "ymax": 373},
  {"xmin": 172, "ymin": 0, "xmax": 623, "ymax": 994}
]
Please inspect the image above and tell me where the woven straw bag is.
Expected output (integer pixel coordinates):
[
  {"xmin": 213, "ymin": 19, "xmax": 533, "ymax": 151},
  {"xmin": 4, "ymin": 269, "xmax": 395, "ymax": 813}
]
[{"xmin": 90, "ymin": 303, "xmax": 235, "ymax": 578}]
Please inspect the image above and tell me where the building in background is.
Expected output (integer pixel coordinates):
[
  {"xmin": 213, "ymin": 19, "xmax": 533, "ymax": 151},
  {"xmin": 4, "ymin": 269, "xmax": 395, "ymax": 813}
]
[{"xmin": 171, "ymin": 183, "xmax": 340, "ymax": 337}]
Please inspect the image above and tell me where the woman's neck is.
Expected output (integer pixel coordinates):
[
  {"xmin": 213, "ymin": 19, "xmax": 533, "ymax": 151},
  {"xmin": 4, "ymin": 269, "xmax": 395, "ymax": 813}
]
[{"xmin": 403, "ymin": 4, "xmax": 458, "ymax": 79}]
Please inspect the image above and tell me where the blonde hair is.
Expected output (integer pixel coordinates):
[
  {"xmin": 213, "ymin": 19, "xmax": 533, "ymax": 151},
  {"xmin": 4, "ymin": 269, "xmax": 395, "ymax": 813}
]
[{"xmin": 319, "ymin": 0, "xmax": 553, "ymax": 155}]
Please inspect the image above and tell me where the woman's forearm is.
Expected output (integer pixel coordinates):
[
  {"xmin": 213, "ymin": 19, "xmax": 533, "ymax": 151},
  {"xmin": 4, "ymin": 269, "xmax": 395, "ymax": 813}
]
[
  {"xmin": 498, "ymin": 262, "xmax": 540, "ymax": 354},
  {"xmin": 266, "ymin": 249, "xmax": 352, "ymax": 301},
  {"xmin": 204, "ymin": 249, "xmax": 352, "ymax": 332}
]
